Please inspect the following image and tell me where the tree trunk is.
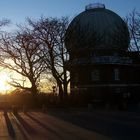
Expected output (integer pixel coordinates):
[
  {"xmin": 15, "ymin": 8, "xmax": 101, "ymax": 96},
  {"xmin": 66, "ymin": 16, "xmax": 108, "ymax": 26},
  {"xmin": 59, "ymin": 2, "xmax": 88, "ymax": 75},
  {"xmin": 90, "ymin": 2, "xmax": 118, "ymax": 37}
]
[
  {"xmin": 30, "ymin": 82, "xmax": 38, "ymax": 107},
  {"xmin": 57, "ymin": 83, "xmax": 63, "ymax": 102},
  {"xmin": 63, "ymin": 82, "xmax": 68, "ymax": 96}
]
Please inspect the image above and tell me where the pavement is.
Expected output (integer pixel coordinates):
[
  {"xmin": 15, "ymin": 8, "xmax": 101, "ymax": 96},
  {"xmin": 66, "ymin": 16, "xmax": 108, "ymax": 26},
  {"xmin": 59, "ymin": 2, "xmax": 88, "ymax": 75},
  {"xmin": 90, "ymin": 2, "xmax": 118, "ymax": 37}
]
[
  {"xmin": 0, "ymin": 110, "xmax": 110, "ymax": 140},
  {"xmin": 48, "ymin": 108, "xmax": 140, "ymax": 140},
  {"xmin": 0, "ymin": 108, "xmax": 140, "ymax": 140}
]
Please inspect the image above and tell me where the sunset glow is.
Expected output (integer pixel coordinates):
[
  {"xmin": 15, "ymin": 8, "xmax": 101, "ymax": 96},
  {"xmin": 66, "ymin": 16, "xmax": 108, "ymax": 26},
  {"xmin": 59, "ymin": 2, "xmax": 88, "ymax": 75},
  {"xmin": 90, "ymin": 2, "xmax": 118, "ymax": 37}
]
[{"xmin": 0, "ymin": 72, "xmax": 12, "ymax": 93}]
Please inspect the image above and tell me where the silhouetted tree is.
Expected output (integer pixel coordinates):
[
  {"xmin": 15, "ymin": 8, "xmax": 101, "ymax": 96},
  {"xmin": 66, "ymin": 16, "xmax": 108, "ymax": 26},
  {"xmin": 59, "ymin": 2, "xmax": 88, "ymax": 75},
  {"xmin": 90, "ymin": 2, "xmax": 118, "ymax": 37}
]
[
  {"xmin": 0, "ymin": 19, "xmax": 10, "ymax": 27},
  {"xmin": 125, "ymin": 9, "xmax": 140, "ymax": 52},
  {"xmin": 28, "ymin": 17, "xmax": 70, "ymax": 101},
  {"xmin": 0, "ymin": 27, "xmax": 45, "ymax": 99}
]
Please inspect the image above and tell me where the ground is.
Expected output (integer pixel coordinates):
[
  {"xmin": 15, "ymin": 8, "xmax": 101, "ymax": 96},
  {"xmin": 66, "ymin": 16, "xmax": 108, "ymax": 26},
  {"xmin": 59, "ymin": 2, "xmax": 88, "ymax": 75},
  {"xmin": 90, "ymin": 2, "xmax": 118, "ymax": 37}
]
[{"xmin": 0, "ymin": 108, "xmax": 140, "ymax": 140}]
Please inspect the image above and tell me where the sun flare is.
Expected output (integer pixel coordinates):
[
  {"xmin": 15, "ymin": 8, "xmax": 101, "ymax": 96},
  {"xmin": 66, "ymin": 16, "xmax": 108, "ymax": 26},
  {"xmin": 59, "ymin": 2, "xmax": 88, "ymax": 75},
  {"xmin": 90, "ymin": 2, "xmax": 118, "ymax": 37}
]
[{"xmin": 0, "ymin": 72, "xmax": 11, "ymax": 94}]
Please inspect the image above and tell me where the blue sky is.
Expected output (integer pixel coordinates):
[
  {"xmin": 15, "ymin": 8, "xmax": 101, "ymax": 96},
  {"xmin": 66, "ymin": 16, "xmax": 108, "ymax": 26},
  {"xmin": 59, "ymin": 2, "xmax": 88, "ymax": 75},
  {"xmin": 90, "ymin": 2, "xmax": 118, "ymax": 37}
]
[{"xmin": 0, "ymin": 0, "xmax": 140, "ymax": 30}]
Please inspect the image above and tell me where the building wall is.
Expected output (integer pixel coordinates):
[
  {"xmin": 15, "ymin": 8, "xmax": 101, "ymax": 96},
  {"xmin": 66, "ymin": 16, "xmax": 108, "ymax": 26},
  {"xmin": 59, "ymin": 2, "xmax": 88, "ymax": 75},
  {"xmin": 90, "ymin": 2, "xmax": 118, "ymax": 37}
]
[{"xmin": 70, "ymin": 59, "xmax": 140, "ymax": 106}]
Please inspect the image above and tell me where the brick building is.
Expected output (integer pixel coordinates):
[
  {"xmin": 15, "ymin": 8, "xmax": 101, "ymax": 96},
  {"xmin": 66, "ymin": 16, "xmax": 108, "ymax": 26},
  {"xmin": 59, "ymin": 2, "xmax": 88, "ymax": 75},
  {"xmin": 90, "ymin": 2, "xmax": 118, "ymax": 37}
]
[{"xmin": 65, "ymin": 3, "xmax": 140, "ymax": 108}]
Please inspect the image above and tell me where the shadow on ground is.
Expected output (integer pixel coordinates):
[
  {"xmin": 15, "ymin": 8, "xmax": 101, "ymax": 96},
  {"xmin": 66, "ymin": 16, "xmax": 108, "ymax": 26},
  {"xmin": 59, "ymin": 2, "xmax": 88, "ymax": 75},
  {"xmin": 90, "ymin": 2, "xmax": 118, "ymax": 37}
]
[{"xmin": 47, "ymin": 108, "xmax": 140, "ymax": 140}]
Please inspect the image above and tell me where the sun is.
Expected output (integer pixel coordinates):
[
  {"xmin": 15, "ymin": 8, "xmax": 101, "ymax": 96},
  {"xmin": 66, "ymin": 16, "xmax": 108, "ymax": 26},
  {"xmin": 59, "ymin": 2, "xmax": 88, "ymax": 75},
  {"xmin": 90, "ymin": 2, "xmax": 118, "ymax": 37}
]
[{"xmin": 0, "ymin": 72, "xmax": 11, "ymax": 94}]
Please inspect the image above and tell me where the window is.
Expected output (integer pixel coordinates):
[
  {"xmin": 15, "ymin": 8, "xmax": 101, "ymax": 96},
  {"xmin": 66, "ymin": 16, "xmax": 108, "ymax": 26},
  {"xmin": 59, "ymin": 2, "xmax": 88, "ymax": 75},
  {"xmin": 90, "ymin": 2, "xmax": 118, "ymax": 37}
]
[
  {"xmin": 114, "ymin": 68, "xmax": 120, "ymax": 80},
  {"xmin": 91, "ymin": 70, "xmax": 100, "ymax": 81},
  {"xmin": 74, "ymin": 73, "xmax": 79, "ymax": 82}
]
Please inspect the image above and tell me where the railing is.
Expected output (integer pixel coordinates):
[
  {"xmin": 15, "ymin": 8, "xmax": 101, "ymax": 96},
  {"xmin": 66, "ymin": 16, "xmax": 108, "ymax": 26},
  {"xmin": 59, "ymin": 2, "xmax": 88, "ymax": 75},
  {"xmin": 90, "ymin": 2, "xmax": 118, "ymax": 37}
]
[
  {"xmin": 91, "ymin": 56, "xmax": 133, "ymax": 64},
  {"xmin": 85, "ymin": 3, "xmax": 105, "ymax": 11},
  {"xmin": 71, "ymin": 56, "xmax": 133, "ymax": 65}
]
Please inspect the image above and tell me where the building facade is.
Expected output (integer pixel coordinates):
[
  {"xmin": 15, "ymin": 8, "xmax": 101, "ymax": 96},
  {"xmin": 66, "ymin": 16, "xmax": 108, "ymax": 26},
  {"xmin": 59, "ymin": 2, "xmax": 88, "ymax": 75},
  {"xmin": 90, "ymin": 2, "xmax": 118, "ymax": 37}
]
[{"xmin": 65, "ymin": 3, "xmax": 140, "ymax": 108}]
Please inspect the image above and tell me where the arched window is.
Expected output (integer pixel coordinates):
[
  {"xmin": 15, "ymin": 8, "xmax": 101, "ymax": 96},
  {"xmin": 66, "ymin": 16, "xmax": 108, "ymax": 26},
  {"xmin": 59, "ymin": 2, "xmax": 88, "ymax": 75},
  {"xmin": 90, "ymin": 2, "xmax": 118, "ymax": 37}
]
[
  {"xmin": 114, "ymin": 68, "xmax": 120, "ymax": 80},
  {"xmin": 91, "ymin": 70, "xmax": 100, "ymax": 81}
]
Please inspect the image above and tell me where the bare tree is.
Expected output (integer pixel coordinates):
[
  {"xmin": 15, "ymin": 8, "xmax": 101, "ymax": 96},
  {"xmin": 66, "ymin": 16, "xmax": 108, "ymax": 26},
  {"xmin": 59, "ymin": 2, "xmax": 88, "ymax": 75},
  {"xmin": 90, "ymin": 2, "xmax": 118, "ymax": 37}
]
[
  {"xmin": 0, "ymin": 19, "xmax": 10, "ymax": 28},
  {"xmin": 28, "ymin": 17, "xmax": 70, "ymax": 101},
  {"xmin": 0, "ymin": 27, "xmax": 45, "ymax": 98},
  {"xmin": 125, "ymin": 9, "xmax": 140, "ymax": 52}
]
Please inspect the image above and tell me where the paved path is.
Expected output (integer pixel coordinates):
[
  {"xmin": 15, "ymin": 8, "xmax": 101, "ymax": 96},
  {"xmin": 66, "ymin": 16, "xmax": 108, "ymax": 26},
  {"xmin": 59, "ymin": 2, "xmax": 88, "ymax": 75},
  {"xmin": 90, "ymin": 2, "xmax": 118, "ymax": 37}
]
[
  {"xmin": 0, "ymin": 111, "xmax": 110, "ymax": 140},
  {"xmin": 49, "ymin": 109, "xmax": 140, "ymax": 140}
]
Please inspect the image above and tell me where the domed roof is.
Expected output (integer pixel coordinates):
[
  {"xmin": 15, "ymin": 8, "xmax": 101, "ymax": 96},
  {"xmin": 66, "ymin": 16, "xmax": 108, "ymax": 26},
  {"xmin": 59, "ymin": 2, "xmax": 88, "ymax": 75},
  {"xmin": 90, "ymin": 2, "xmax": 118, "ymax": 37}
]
[{"xmin": 65, "ymin": 4, "xmax": 130, "ymax": 51}]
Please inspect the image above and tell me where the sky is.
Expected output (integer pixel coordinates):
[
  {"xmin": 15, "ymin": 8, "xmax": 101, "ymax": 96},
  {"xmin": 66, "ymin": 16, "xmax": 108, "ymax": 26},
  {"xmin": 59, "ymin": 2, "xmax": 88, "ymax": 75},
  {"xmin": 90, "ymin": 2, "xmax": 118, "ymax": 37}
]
[
  {"xmin": 0, "ymin": 0, "xmax": 140, "ymax": 31},
  {"xmin": 0, "ymin": 0, "xmax": 139, "ymax": 92}
]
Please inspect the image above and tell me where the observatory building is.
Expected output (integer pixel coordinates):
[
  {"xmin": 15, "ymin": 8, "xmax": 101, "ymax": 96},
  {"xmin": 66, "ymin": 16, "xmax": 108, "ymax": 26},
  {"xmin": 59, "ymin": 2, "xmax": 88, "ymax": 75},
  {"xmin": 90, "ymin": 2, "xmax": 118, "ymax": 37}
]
[{"xmin": 65, "ymin": 3, "xmax": 140, "ymax": 108}]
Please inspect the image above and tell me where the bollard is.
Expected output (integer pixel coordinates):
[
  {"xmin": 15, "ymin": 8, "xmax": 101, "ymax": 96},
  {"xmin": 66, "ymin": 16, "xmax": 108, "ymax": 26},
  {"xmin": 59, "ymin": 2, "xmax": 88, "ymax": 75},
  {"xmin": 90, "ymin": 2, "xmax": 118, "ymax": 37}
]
[{"xmin": 23, "ymin": 105, "xmax": 27, "ymax": 113}]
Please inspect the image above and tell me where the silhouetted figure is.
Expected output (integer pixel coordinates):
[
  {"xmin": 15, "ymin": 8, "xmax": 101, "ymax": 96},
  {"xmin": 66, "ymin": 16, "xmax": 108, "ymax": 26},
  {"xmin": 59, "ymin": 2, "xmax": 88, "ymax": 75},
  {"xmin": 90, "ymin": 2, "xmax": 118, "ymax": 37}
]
[
  {"xmin": 42, "ymin": 104, "xmax": 46, "ymax": 113},
  {"xmin": 12, "ymin": 105, "xmax": 18, "ymax": 115}
]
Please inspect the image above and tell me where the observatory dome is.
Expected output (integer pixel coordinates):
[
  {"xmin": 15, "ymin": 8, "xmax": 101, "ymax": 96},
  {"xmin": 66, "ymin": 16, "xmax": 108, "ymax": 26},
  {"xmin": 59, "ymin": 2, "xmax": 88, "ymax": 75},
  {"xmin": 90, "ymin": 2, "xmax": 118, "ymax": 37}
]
[{"xmin": 65, "ymin": 3, "xmax": 130, "ymax": 51}]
